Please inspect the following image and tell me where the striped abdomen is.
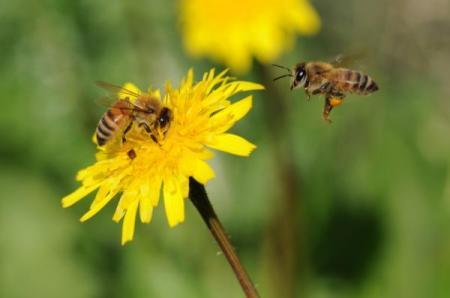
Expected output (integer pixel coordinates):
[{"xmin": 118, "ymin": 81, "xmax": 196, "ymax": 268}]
[
  {"xmin": 96, "ymin": 101, "xmax": 130, "ymax": 146},
  {"xmin": 337, "ymin": 69, "xmax": 379, "ymax": 95}
]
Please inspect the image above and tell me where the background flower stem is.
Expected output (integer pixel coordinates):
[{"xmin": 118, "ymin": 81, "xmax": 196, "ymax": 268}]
[
  {"xmin": 255, "ymin": 62, "xmax": 306, "ymax": 297},
  {"xmin": 189, "ymin": 178, "xmax": 259, "ymax": 298}
]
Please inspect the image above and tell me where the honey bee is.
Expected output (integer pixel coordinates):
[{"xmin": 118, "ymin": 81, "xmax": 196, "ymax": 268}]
[
  {"xmin": 273, "ymin": 58, "xmax": 379, "ymax": 122},
  {"xmin": 95, "ymin": 81, "xmax": 172, "ymax": 146}
]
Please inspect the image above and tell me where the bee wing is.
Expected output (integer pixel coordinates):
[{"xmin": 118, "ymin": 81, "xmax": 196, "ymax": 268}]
[
  {"xmin": 330, "ymin": 50, "xmax": 367, "ymax": 68},
  {"xmin": 95, "ymin": 95, "xmax": 117, "ymax": 108},
  {"xmin": 96, "ymin": 81, "xmax": 140, "ymax": 97},
  {"xmin": 96, "ymin": 81, "xmax": 141, "ymax": 98},
  {"xmin": 95, "ymin": 96, "xmax": 149, "ymax": 115},
  {"xmin": 95, "ymin": 81, "xmax": 149, "ymax": 112}
]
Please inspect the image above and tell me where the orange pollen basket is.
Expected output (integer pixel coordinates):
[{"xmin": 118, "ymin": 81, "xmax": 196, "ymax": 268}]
[{"xmin": 330, "ymin": 97, "xmax": 343, "ymax": 107}]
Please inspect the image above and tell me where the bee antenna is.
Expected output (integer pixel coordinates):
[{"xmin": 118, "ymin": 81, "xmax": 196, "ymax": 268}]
[
  {"xmin": 273, "ymin": 74, "xmax": 292, "ymax": 81},
  {"xmin": 272, "ymin": 64, "xmax": 291, "ymax": 72}
]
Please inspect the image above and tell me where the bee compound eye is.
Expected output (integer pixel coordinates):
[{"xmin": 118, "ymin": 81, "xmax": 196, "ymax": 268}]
[
  {"xmin": 159, "ymin": 116, "xmax": 168, "ymax": 126},
  {"xmin": 159, "ymin": 108, "xmax": 171, "ymax": 127}
]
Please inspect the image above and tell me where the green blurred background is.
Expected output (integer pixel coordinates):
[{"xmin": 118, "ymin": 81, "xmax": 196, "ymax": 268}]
[{"xmin": 1, "ymin": 0, "xmax": 449, "ymax": 297}]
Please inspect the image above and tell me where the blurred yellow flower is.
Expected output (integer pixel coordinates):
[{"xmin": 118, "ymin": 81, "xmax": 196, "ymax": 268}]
[
  {"xmin": 179, "ymin": 0, "xmax": 321, "ymax": 73},
  {"xmin": 62, "ymin": 69, "xmax": 263, "ymax": 244}
]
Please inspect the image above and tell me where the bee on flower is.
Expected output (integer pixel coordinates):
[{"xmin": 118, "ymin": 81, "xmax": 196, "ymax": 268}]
[
  {"xmin": 94, "ymin": 81, "xmax": 173, "ymax": 147},
  {"xmin": 61, "ymin": 69, "xmax": 264, "ymax": 244}
]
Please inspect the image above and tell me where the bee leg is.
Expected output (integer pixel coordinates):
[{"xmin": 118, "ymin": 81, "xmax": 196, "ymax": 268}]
[
  {"xmin": 305, "ymin": 90, "xmax": 311, "ymax": 101},
  {"xmin": 122, "ymin": 121, "xmax": 133, "ymax": 143},
  {"xmin": 138, "ymin": 122, "xmax": 153, "ymax": 137},
  {"xmin": 323, "ymin": 94, "xmax": 345, "ymax": 123},
  {"xmin": 318, "ymin": 82, "xmax": 333, "ymax": 94},
  {"xmin": 138, "ymin": 122, "xmax": 161, "ymax": 145},
  {"xmin": 323, "ymin": 96, "xmax": 334, "ymax": 123},
  {"xmin": 331, "ymin": 91, "xmax": 345, "ymax": 98}
]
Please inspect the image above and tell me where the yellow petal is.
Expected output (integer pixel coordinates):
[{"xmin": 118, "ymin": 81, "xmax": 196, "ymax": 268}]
[
  {"xmin": 148, "ymin": 88, "xmax": 161, "ymax": 99},
  {"xmin": 121, "ymin": 200, "xmax": 139, "ymax": 245},
  {"xmin": 211, "ymin": 81, "xmax": 264, "ymax": 102},
  {"xmin": 203, "ymin": 81, "xmax": 262, "ymax": 114},
  {"xmin": 235, "ymin": 80, "xmax": 265, "ymax": 91},
  {"xmin": 119, "ymin": 82, "xmax": 141, "ymax": 102},
  {"xmin": 113, "ymin": 206, "xmax": 125, "ymax": 223},
  {"xmin": 113, "ymin": 190, "xmax": 132, "ymax": 223},
  {"xmin": 206, "ymin": 69, "xmax": 227, "ymax": 93},
  {"xmin": 209, "ymin": 96, "xmax": 252, "ymax": 133},
  {"xmin": 198, "ymin": 149, "xmax": 215, "ymax": 160},
  {"xmin": 183, "ymin": 68, "xmax": 194, "ymax": 87},
  {"xmin": 226, "ymin": 96, "xmax": 253, "ymax": 120},
  {"xmin": 192, "ymin": 159, "xmax": 215, "ymax": 184},
  {"xmin": 80, "ymin": 189, "xmax": 118, "ymax": 222},
  {"xmin": 138, "ymin": 183, "xmax": 152, "ymax": 223},
  {"xmin": 90, "ymin": 183, "xmax": 110, "ymax": 207},
  {"xmin": 179, "ymin": 175, "xmax": 189, "ymax": 198},
  {"xmin": 224, "ymin": 43, "xmax": 251, "ymax": 74},
  {"xmin": 163, "ymin": 177, "xmax": 185, "ymax": 227},
  {"xmin": 206, "ymin": 68, "xmax": 216, "ymax": 82},
  {"xmin": 76, "ymin": 163, "xmax": 108, "ymax": 181},
  {"xmin": 138, "ymin": 177, "xmax": 161, "ymax": 223},
  {"xmin": 289, "ymin": 1, "xmax": 321, "ymax": 35},
  {"xmin": 91, "ymin": 132, "xmax": 98, "ymax": 145},
  {"xmin": 61, "ymin": 184, "xmax": 100, "ymax": 208},
  {"xmin": 253, "ymin": 22, "xmax": 284, "ymax": 63},
  {"xmin": 207, "ymin": 133, "xmax": 256, "ymax": 156},
  {"xmin": 149, "ymin": 177, "xmax": 162, "ymax": 207}
]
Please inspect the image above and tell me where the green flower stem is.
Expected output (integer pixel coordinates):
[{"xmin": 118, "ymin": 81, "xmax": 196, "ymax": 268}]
[
  {"xmin": 255, "ymin": 62, "xmax": 304, "ymax": 298},
  {"xmin": 189, "ymin": 178, "xmax": 259, "ymax": 298}
]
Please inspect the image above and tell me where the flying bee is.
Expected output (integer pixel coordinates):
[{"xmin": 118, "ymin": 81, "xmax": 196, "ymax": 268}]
[
  {"xmin": 95, "ymin": 81, "xmax": 172, "ymax": 147},
  {"xmin": 273, "ymin": 58, "xmax": 379, "ymax": 122}
]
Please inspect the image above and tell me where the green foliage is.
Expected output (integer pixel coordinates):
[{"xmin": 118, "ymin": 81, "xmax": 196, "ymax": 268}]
[{"xmin": 1, "ymin": 0, "xmax": 449, "ymax": 297}]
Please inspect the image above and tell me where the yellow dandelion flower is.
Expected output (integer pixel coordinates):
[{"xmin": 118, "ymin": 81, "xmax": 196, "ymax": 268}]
[
  {"xmin": 62, "ymin": 69, "xmax": 264, "ymax": 245},
  {"xmin": 179, "ymin": 0, "xmax": 321, "ymax": 73}
]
